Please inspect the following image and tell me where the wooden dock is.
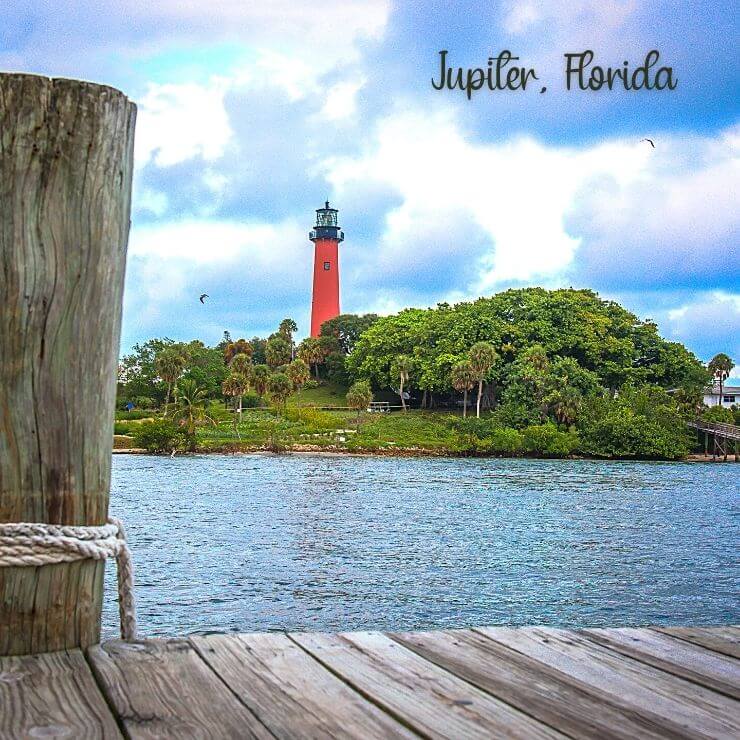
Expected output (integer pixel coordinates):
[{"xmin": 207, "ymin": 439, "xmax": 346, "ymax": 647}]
[{"xmin": 1, "ymin": 625, "xmax": 739, "ymax": 739}]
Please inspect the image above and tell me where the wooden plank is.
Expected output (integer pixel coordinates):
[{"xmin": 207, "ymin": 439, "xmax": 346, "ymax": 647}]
[
  {"xmin": 0, "ymin": 649, "xmax": 121, "ymax": 738},
  {"xmin": 476, "ymin": 627, "xmax": 739, "ymax": 739},
  {"xmin": 87, "ymin": 639, "xmax": 272, "ymax": 739},
  {"xmin": 585, "ymin": 628, "xmax": 740, "ymax": 698},
  {"xmin": 191, "ymin": 632, "xmax": 416, "ymax": 739},
  {"xmin": 292, "ymin": 630, "xmax": 565, "ymax": 739},
  {"xmin": 393, "ymin": 628, "xmax": 693, "ymax": 739},
  {"xmin": 653, "ymin": 627, "xmax": 740, "ymax": 659}
]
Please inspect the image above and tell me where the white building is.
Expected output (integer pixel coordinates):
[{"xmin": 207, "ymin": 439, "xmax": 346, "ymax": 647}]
[{"xmin": 703, "ymin": 385, "xmax": 740, "ymax": 408}]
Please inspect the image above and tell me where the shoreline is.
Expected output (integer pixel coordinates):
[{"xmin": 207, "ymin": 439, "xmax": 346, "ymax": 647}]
[{"xmin": 112, "ymin": 445, "xmax": 737, "ymax": 463}]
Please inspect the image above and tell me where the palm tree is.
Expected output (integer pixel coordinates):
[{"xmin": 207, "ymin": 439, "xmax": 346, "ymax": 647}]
[
  {"xmin": 230, "ymin": 353, "xmax": 253, "ymax": 376},
  {"xmin": 224, "ymin": 338, "xmax": 253, "ymax": 365},
  {"xmin": 268, "ymin": 372, "xmax": 293, "ymax": 415},
  {"xmin": 287, "ymin": 359, "xmax": 310, "ymax": 395},
  {"xmin": 298, "ymin": 337, "xmax": 324, "ymax": 379},
  {"xmin": 221, "ymin": 373, "xmax": 249, "ymax": 437},
  {"xmin": 266, "ymin": 335, "xmax": 292, "ymax": 369},
  {"xmin": 222, "ymin": 371, "xmax": 249, "ymax": 414},
  {"xmin": 549, "ymin": 386, "xmax": 582, "ymax": 426},
  {"xmin": 390, "ymin": 355, "xmax": 412, "ymax": 412},
  {"xmin": 468, "ymin": 342, "xmax": 498, "ymax": 418},
  {"xmin": 708, "ymin": 353, "xmax": 734, "ymax": 407},
  {"xmin": 252, "ymin": 364, "xmax": 271, "ymax": 399},
  {"xmin": 278, "ymin": 318, "xmax": 298, "ymax": 359},
  {"xmin": 155, "ymin": 348, "xmax": 187, "ymax": 416},
  {"xmin": 347, "ymin": 380, "xmax": 373, "ymax": 418},
  {"xmin": 172, "ymin": 379, "xmax": 216, "ymax": 437},
  {"xmin": 451, "ymin": 360, "xmax": 476, "ymax": 418}
]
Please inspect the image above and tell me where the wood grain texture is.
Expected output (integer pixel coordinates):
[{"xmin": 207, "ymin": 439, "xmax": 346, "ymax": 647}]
[
  {"xmin": 392, "ymin": 628, "xmax": 690, "ymax": 739},
  {"xmin": 653, "ymin": 626, "xmax": 740, "ymax": 659},
  {"xmin": 292, "ymin": 630, "xmax": 565, "ymax": 739},
  {"xmin": 0, "ymin": 73, "xmax": 136, "ymax": 654},
  {"xmin": 191, "ymin": 632, "xmax": 417, "ymax": 739},
  {"xmin": 585, "ymin": 627, "xmax": 740, "ymax": 699},
  {"xmin": 476, "ymin": 626, "xmax": 740, "ymax": 739},
  {"xmin": 0, "ymin": 648, "xmax": 121, "ymax": 738},
  {"xmin": 87, "ymin": 639, "xmax": 272, "ymax": 739}
]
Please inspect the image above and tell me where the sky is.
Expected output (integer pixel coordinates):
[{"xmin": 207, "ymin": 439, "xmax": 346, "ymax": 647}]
[{"xmin": 2, "ymin": 1, "xmax": 739, "ymax": 365}]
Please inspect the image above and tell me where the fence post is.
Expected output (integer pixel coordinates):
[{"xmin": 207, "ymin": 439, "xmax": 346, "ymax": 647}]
[{"xmin": 0, "ymin": 74, "xmax": 136, "ymax": 655}]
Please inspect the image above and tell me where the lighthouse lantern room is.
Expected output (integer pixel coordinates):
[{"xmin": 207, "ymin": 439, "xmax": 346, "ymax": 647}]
[{"xmin": 309, "ymin": 201, "xmax": 344, "ymax": 337}]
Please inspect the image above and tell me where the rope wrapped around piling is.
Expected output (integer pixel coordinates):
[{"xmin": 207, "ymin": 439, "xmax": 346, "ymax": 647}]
[{"xmin": 0, "ymin": 518, "xmax": 137, "ymax": 640}]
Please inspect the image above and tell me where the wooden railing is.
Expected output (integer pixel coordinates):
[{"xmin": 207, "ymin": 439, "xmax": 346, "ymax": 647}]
[{"xmin": 687, "ymin": 419, "xmax": 740, "ymax": 441}]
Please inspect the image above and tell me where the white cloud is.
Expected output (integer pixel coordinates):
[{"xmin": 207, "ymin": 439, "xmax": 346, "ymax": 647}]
[
  {"xmin": 135, "ymin": 80, "xmax": 234, "ymax": 167},
  {"xmin": 663, "ymin": 292, "xmax": 740, "ymax": 361},
  {"xmin": 325, "ymin": 107, "xmax": 655, "ymax": 291}
]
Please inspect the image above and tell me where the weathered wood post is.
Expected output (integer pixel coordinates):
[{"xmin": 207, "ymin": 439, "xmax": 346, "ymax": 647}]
[{"xmin": 0, "ymin": 74, "xmax": 136, "ymax": 655}]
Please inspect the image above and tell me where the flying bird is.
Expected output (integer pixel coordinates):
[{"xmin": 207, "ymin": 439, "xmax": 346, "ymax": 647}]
[
  {"xmin": 199, "ymin": 293, "xmax": 209, "ymax": 304},
  {"xmin": 640, "ymin": 138, "xmax": 655, "ymax": 148}
]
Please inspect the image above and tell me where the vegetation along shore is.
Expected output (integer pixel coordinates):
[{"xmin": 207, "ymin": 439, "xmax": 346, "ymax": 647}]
[{"xmin": 116, "ymin": 287, "xmax": 738, "ymax": 461}]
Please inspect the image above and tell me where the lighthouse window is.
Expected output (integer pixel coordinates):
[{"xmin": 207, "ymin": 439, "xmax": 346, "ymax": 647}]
[{"xmin": 323, "ymin": 261, "xmax": 331, "ymax": 270}]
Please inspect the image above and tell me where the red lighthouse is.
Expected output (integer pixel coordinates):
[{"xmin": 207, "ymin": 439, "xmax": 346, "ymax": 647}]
[{"xmin": 309, "ymin": 201, "xmax": 344, "ymax": 337}]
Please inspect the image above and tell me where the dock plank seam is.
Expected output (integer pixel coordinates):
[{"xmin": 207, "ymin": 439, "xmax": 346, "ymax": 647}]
[
  {"xmin": 385, "ymin": 631, "xmax": 575, "ymax": 740},
  {"xmin": 651, "ymin": 626, "xmax": 740, "ymax": 660},
  {"xmin": 471, "ymin": 626, "xmax": 739, "ymax": 738},
  {"xmin": 83, "ymin": 647, "xmax": 130, "ymax": 739},
  {"xmin": 582, "ymin": 628, "xmax": 740, "ymax": 700},
  {"xmin": 285, "ymin": 632, "xmax": 429, "ymax": 739}
]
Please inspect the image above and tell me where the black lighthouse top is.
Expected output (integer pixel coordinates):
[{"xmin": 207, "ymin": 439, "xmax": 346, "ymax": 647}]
[{"xmin": 309, "ymin": 201, "xmax": 344, "ymax": 243}]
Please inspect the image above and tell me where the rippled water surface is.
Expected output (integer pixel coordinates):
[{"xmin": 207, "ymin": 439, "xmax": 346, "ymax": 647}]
[{"xmin": 103, "ymin": 454, "xmax": 739, "ymax": 638}]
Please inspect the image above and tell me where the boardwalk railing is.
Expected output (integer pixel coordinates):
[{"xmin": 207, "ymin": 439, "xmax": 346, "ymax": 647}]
[
  {"xmin": 688, "ymin": 418, "xmax": 740, "ymax": 460},
  {"xmin": 687, "ymin": 419, "xmax": 740, "ymax": 441}
]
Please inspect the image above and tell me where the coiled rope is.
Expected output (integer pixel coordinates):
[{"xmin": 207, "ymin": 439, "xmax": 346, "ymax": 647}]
[{"xmin": 0, "ymin": 518, "xmax": 136, "ymax": 640}]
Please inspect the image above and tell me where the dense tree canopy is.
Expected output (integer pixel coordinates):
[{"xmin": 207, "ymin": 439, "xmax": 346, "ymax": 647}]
[{"xmin": 347, "ymin": 288, "xmax": 708, "ymax": 397}]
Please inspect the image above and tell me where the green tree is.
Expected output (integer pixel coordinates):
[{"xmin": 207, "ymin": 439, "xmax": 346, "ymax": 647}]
[
  {"xmin": 286, "ymin": 359, "xmax": 310, "ymax": 411},
  {"xmin": 390, "ymin": 355, "xmax": 412, "ymax": 412},
  {"xmin": 269, "ymin": 372, "xmax": 293, "ymax": 414},
  {"xmin": 548, "ymin": 385, "xmax": 582, "ymax": 426},
  {"xmin": 347, "ymin": 380, "xmax": 373, "ymax": 418},
  {"xmin": 278, "ymin": 318, "xmax": 298, "ymax": 359},
  {"xmin": 468, "ymin": 342, "xmax": 498, "ymax": 418},
  {"xmin": 266, "ymin": 335, "xmax": 292, "ymax": 369},
  {"xmin": 230, "ymin": 353, "xmax": 253, "ymax": 377},
  {"xmin": 707, "ymin": 353, "xmax": 734, "ymax": 407},
  {"xmin": 155, "ymin": 347, "xmax": 188, "ymax": 416},
  {"xmin": 298, "ymin": 337, "xmax": 324, "ymax": 379},
  {"xmin": 222, "ymin": 371, "xmax": 250, "ymax": 426},
  {"xmin": 450, "ymin": 360, "xmax": 476, "ymax": 418},
  {"xmin": 320, "ymin": 313, "xmax": 379, "ymax": 354},
  {"xmin": 347, "ymin": 288, "xmax": 705, "ymax": 399},
  {"xmin": 179, "ymin": 340, "xmax": 228, "ymax": 399},
  {"xmin": 252, "ymin": 364, "xmax": 271, "ymax": 398},
  {"xmin": 224, "ymin": 338, "xmax": 253, "ymax": 365},
  {"xmin": 172, "ymin": 379, "xmax": 217, "ymax": 436}
]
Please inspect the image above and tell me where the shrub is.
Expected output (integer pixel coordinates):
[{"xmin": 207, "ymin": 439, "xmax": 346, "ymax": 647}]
[
  {"xmin": 283, "ymin": 406, "xmax": 337, "ymax": 429},
  {"xmin": 240, "ymin": 392, "xmax": 262, "ymax": 408},
  {"xmin": 113, "ymin": 435, "xmax": 134, "ymax": 449},
  {"xmin": 303, "ymin": 379, "xmax": 320, "ymax": 390},
  {"xmin": 522, "ymin": 423, "xmax": 579, "ymax": 456},
  {"xmin": 347, "ymin": 380, "xmax": 373, "ymax": 416},
  {"xmin": 132, "ymin": 419, "xmax": 195, "ymax": 453},
  {"xmin": 114, "ymin": 421, "xmax": 137, "ymax": 435},
  {"xmin": 702, "ymin": 405, "xmax": 734, "ymax": 423},
  {"xmin": 578, "ymin": 386, "xmax": 690, "ymax": 460}
]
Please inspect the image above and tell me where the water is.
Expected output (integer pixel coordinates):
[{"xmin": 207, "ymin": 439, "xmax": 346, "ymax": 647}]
[{"xmin": 104, "ymin": 454, "xmax": 739, "ymax": 638}]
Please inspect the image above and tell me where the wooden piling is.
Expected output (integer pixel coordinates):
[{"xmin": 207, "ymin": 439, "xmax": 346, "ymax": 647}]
[{"xmin": 0, "ymin": 74, "xmax": 136, "ymax": 655}]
